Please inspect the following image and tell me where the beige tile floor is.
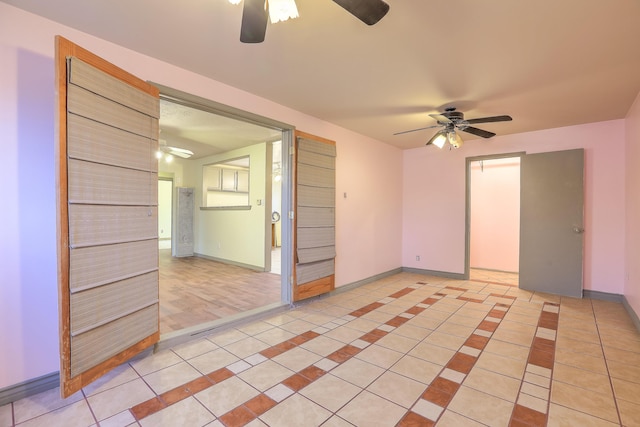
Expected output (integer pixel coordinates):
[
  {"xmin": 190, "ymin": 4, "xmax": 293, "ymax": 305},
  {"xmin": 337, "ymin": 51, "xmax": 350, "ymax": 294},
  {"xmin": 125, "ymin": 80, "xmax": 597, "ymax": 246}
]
[{"xmin": 3, "ymin": 270, "xmax": 640, "ymax": 426}]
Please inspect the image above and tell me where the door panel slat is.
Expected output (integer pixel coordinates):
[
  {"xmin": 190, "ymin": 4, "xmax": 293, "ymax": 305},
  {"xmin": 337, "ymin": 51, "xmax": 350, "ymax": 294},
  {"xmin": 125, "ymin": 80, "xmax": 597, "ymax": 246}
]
[
  {"xmin": 297, "ymin": 207, "xmax": 335, "ymax": 228},
  {"xmin": 297, "ymin": 246, "xmax": 336, "ymax": 264},
  {"xmin": 297, "ymin": 259, "xmax": 335, "ymax": 285},
  {"xmin": 69, "ymin": 240, "xmax": 158, "ymax": 292},
  {"xmin": 68, "ymin": 205, "xmax": 157, "ymax": 248},
  {"xmin": 70, "ymin": 271, "xmax": 158, "ymax": 335},
  {"xmin": 298, "ymin": 186, "xmax": 335, "ymax": 208},
  {"xmin": 297, "ymin": 165, "xmax": 335, "ymax": 188},
  {"xmin": 68, "ymin": 159, "xmax": 157, "ymax": 205},
  {"xmin": 298, "ymin": 227, "xmax": 335, "ymax": 248},
  {"xmin": 70, "ymin": 305, "xmax": 158, "ymax": 377},
  {"xmin": 298, "ymin": 150, "xmax": 335, "ymax": 170},
  {"xmin": 68, "ymin": 114, "xmax": 156, "ymax": 172},
  {"xmin": 68, "ymin": 57, "xmax": 159, "ymax": 118},
  {"xmin": 298, "ymin": 138, "xmax": 336, "ymax": 156},
  {"xmin": 68, "ymin": 85, "xmax": 158, "ymax": 140}
]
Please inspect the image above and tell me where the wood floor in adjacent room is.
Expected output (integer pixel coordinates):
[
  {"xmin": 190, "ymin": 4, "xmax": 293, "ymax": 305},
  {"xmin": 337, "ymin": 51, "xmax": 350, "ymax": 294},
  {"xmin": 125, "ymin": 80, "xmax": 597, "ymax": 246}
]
[{"xmin": 159, "ymin": 249, "xmax": 282, "ymax": 334}]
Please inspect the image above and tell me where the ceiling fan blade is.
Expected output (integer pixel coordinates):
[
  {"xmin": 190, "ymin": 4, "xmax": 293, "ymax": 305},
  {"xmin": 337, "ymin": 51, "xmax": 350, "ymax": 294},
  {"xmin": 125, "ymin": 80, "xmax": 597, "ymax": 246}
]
[
  {"xmin": 240, "ymin": 0, "xmax": 268, "ymax": 43},
  {"xmin": 461, "ymin": 126, "xmax": 496, "ymax": 139},
  {"xmin": 393, "ymin": 125, "xmax": 440, "ymax": 136},
  {"xmin": 429, "ymin": 113, "xmax": 452, "ymax": 124},
  {"xmin": 465, "ymin": 115, "xmax": 512, "ymax": 124},
  {"xmin": 332, "ymin": 0, "xmax": 390, "ymax": 25}
]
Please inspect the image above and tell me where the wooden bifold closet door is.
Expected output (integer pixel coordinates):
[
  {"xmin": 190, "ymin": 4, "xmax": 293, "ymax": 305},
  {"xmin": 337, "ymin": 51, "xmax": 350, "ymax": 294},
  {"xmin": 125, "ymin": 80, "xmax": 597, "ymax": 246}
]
[
  {"xmin": 55, "ymin": 36, "xmax": 160, "ymax": 397},
  {"xmin": 292, "ymin": 131, "xmax": 337, "ymax": 301}
]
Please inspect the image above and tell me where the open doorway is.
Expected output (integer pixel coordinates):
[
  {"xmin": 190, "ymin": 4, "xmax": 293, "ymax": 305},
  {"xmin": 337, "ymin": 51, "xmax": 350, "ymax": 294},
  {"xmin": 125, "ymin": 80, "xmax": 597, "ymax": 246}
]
[
  {"xmin": 155, "ymin": 86, "xmax": 294, "ymax": 336},
  {"xmin": 467, "ymin": 154, "xmax": 522, "ymax": 287}
]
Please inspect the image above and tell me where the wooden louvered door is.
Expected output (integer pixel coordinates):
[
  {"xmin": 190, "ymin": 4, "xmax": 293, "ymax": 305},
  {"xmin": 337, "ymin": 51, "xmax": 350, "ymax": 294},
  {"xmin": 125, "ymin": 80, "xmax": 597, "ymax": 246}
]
[
  {"xmin": 55, "ymin": 36, "xmax": 160, "ymax": 397},
  {"xmin": 292, "ymin": 131, "xmax": 336, "ymax": 301}
]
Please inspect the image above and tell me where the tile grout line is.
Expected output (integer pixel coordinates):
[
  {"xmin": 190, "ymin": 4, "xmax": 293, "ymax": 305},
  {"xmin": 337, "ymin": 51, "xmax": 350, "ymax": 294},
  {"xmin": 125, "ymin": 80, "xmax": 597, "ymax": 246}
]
[
  {"xmin": 81, "ymin": 389, "xmax": 100, "ymax": 427},
  {"xmin": 590, "ymin": 299, "xmax": 624, "ymax": 426},
  {"xmin": 128, "ymin": 282, "xmax": 481, "ymax": 425},
  {"xmin": 467, "ymin": 278, "xmax": 519, "ymax": 287},
  {"xmin": 274, "ymin": 284, "xmax": 514, "ymax": 426},
  {"xmin": 224, "ymin": 284, "xmax": 435, "ymax": 425},
  {"xmin": 119, "ymin": 279, "xmax": 530, "ymax": 426},
  {"xmin": 126, "ymin": 284, "xmax": 424, "ymax": 423},
  {"xmin": 13, "ymin": 273, "xmax": 639, "ymax": 427},
  {"xmin": 15, "ymin": 276, "xmax": 513, "ymax": 427},
  {"xmin": 506, "ymin": 301, "xmax": 559, "ymax": 427},
  {"xmin": 397, "ymin": 299, "xmax": 513, "ymax": 425}
]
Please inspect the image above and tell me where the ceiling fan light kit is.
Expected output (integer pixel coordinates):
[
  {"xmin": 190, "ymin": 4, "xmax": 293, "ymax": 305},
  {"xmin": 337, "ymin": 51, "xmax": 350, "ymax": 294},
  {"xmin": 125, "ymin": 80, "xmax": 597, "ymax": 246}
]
[
  {"xmin": 232, "ymin": 0, "xmax": 390, "ymax": 43},
  {"xmin": 267, "ymin": 0, "xmax": 299, "ymax": 23},
  {"xmin": 428, "ymin": 130, "xmax": 462, "ymax": 149},
  {"xmin": 395, "ymin": 107, "xmax": 512, "ymax": 150}
]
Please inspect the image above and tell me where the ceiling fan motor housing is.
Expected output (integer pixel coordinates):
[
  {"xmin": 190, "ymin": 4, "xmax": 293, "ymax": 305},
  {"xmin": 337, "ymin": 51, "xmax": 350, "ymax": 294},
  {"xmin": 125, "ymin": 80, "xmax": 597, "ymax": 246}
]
[{"xmin": 443, "ymin": 111, "xmax": 464, "ymax": 122}]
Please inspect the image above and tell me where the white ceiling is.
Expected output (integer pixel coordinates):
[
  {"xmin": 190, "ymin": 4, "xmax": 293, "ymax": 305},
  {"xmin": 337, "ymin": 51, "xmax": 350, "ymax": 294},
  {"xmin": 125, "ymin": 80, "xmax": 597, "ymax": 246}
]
[
  {"xmin": 159, "ymin": 99, "xmax": 282, "ymax": 158},
  {"xmin": 5, "ymin": 0, "xmax": 640, "ymax": 150}
]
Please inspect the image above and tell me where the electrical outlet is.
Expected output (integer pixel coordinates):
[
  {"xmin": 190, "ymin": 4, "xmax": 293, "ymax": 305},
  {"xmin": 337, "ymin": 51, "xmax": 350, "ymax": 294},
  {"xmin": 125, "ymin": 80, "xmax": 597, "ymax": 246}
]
[{"xmin": 416, "ymin": 255, "xmax": 420, "ymax": 261}]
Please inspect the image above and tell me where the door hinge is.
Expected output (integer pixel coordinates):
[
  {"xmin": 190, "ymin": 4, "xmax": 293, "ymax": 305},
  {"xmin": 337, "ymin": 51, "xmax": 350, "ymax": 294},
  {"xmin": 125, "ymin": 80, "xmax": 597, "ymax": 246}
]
[{"xmin": 288, "ymin": 211, "xmax": 295, "ymax": 220}]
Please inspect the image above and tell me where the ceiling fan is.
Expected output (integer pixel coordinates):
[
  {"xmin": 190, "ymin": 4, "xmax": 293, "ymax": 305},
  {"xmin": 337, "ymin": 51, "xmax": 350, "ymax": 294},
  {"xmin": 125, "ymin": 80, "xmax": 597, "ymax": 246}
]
[
  {"xmin": 157, "ymin": 140, "xmax": 193, "ymax": 161},
  {"xmin": 394, "ymin": 107, "xmax": 513, "ymax": 149},
  {"xmin": 239, "ymin": 0, "xmax": 390, "ymax": 43}
]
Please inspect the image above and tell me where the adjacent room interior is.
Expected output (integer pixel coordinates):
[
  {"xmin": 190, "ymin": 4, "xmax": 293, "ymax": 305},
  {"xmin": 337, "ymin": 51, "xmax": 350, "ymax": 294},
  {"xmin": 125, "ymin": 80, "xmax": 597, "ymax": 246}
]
[
  {"xmin": 156, "ymin": 96, "xmax": 286, "ymax": 335},
  {"xmin": 468, "ymin": 156, "xmax": 521, "ymax": 287}
]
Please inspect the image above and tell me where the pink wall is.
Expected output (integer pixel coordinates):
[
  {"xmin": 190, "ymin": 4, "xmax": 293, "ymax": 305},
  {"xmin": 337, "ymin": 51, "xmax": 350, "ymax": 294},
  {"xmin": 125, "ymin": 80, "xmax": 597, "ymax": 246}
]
[
  {"xmin": 625, "ymin": 91, "xmax": 640, "ymax": 315},
  {"xmin": 0, "ymin": 4, "xmax": 403, "ymax": 390},
  {"xmin": 403, "ymin": 120, "xmax": 626, "ymax": 294},
  {"xmin": 470, "ymin": 158, "xmax": 521, "ymax": 272}
]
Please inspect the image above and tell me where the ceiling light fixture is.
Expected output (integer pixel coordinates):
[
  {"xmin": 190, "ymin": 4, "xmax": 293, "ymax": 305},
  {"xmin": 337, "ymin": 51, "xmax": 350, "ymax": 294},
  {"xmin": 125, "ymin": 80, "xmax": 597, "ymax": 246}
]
[
  {"xmin": 447, "ymin": 130, "xmax": 463, "ymax": 149},
  {"xmin": 428, "ymin": 128, "xmax": 464, "ymax": 149},
  {"xmin": 162, "ymin": 146, "xmax": 194, "ymax": 158},
  {"xmin": 228, "ymin": 0, "xmax": 299, "ymax": 24},
  {"xmin": 273, "ymin": 162, "xmax": 282, "ymax": 182},
  {"xmin": 156, "ymin": 150, "xmax": 176, "ymax": 163},
  {"xmin": 157, "ymin": 141, "xmax": 194, "ymax": 163},
  {"xmin": 267, "ymin": 0, "xmax": 299, "ymax": 23},
  {"xmin": 431, "ymin": 132, "xmax": 447, "ymax": 149}
]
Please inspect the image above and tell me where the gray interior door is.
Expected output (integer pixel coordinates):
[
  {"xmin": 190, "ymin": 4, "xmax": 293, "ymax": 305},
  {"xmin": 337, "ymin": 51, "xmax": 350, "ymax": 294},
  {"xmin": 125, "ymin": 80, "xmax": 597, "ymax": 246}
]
[{"xmin": 519, "ymin": 149, "xmax": 584, "ymax": 297}]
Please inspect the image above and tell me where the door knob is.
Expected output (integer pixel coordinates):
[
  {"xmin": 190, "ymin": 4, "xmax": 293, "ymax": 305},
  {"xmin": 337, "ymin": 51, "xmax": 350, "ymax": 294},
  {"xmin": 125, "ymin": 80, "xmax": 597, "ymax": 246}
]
[{"xmin": 572, "ymin": 226, "xmax": 585, "ymax": 234}]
